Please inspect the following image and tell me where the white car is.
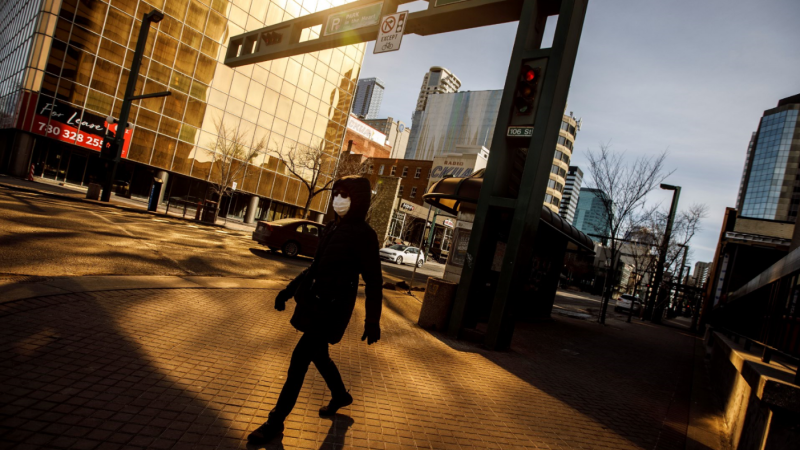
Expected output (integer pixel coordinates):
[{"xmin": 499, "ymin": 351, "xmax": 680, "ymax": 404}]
[
  {"xmin": 615, "ymin": 294, "xmax": 642, "ymax": 313},
  {"xmin": 379, "ymin": 245, "xmax": 425, "ymax": 267}
]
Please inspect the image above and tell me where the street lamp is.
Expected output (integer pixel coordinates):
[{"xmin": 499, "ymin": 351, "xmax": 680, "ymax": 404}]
[
  {"xmin": 101, "ymin": 9, "xmax": 170, "ymax": 202},
  {"xmin": 647, "ymin": 183, "xmax": 681, "ymax": 324}
]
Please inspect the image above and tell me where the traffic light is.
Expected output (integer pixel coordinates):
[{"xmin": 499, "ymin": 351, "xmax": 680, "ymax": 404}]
[
  {"xmin": 101, "ymin": 137, "xmax": 120, "ymax": 160},
  {"xmin": 508, "ymin": 58, "xmax": 547, "ymax": 127},
  {"xmin": 514, "ymin": 65, "xmax": 539, "ymax": 114}
]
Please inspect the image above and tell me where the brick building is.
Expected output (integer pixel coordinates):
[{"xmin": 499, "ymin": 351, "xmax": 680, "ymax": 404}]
[{"xmin": 362, "ymin": 158, "xmax": 432, "ymax": 205}]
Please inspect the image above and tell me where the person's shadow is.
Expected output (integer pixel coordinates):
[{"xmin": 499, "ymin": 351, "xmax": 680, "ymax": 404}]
[
  {"xmin": 245, "ymin": 414, "xmax": 354, "ymax": 450},
  {"xmin": 319, "ymin": 414, "xmax": 355, "ymax": 449}
]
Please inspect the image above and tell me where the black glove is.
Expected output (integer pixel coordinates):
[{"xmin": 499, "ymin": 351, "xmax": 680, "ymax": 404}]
[
  {"xmin": 361, "ymin": 322, "xmax": 381, "ymax": 345},
  {"xmin": 275, "ymin": 289, "xmax": 292, "ymax": 311}
]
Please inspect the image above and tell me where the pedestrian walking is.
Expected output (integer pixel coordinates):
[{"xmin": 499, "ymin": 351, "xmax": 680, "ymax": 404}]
[{"xmin": 247, "ymin": 175, "xmax": 383, "ymax": 446}]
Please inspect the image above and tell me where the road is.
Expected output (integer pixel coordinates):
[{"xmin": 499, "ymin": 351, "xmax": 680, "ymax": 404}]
[{"xmin": 0, "ymin": 186, "xmax": 442, "ymax": 284}]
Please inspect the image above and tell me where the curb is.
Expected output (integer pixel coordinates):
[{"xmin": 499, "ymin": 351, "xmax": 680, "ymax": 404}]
[
  {"xmin": 0, "ymin": 275, "xmax": 290, "ymax": 305},
  {"xmin": 0, "ymin": 179, "xmax": 254, "ymax": 234}
]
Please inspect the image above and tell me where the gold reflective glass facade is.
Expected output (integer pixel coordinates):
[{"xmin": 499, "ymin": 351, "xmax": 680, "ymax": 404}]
[{"xmin": 5, "ymin": 0, "xmax": 365, "ymax": 214}]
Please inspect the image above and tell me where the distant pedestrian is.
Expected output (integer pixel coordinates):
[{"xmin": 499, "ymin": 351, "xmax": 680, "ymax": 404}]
[{"xmin": 247, "ymin": 176, "xmax": 383, "ymax": 446}]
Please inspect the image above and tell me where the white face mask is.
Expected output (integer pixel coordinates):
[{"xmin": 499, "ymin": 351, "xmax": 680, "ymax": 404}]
[{"xmin": 333, "ymin": 194, "xmax": 351, "ymax": 216}]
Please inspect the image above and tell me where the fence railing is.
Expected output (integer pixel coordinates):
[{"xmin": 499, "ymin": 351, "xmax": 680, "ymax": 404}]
[{"xmin": 712, "ymin": 325, "xmax": 799, "ymax": 385}]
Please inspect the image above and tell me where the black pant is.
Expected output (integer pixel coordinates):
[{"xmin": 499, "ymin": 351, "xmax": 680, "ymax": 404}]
[{"xmin": 269, "ymin": 332, "xmax": 347, "ymax": 422}]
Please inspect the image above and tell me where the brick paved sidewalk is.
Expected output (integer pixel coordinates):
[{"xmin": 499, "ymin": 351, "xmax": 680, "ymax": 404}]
[{"xmin": 0, "ymin": 285, "xmax": 707, "ymax": 450}]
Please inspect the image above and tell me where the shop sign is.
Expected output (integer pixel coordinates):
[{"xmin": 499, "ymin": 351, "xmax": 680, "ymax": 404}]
[
  {"xmin": 430, "ymin": 165, "xmax": 473, "ymax": 179},
  {"xmin": 20, "ymin": 93, "xmax": 132, "ymax": 157},
  {"xmin": 400, "ymin": 202, "xmax": 415, "ymax": 212},
  {"xmin": 443, "ymin": 219, "xmax": 455, "ymax": 228}
]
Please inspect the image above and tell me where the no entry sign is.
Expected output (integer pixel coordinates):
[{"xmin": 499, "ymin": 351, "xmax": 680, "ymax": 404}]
[{"xmin": 374, "ymin": 11, "xmax": 408, "ymax": 54}]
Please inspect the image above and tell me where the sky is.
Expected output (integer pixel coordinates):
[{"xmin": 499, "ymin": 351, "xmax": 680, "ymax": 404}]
[{"xmin": 356, "ymin": 0, "xmax": 800, "ymax": 268}]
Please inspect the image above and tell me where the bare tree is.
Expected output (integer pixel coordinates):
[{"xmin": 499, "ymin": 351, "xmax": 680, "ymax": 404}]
[
  {"xmin": 586, "ymin": 143, "xmax": 673, "ymax": 324},
  {"xmin": 207, "ymin": 119, "xmax": 266, "ymax": 222},
  {"xmin": 648, "ymin": 203, "xmax": 708, "ymax": 318},
  {"xmin": 271, "ymin": 142, "xmax": 363, "ymax": 219}
]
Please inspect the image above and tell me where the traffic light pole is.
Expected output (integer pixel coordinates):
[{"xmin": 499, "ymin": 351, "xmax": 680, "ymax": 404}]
[
  {"xmin": 447, "ymin": 0, "xmax": 588, "ymax": 349},
  {"xmin": 101, "ymin": 9, "xmax": 168, "ymax": 202},
  {"xmin": 647, "ymin": 185, "xmax": 681, "ymax": 323}
]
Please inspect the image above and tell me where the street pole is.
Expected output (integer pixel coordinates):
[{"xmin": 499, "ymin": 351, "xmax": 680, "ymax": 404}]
[
  {"xmin": 101, "ymin": 9, "xmax": 168, "ymax": 202},
  {"xmin": 409, "ymin": 204, "xmax": 433, "ymax": 291},
  {"xmin": 672, "ymin": 245, "xmax": 689, "ymax": 318},
  {"xmin": 599, "ymin": 257, "xmax": 610, "ymax": 324},
  {"xmin": 425, "ymin": 207, "xmax": 439, "ymax": 257},
  {"xmin": 647, "ymin": 184, "xmax": 681, "ymax": 323}
]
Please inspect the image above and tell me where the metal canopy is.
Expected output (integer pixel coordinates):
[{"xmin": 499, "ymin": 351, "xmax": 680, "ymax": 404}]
[
  {"xmin": 423, "ymin": 173, "xmax": 595, "ymax": 252},
  {"xmin": 225, "ymin": 0, "xmax": 527, "ymax": 67}
]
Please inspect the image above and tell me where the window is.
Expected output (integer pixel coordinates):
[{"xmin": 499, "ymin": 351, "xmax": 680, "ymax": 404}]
[
  {"xmin": 368, "ymin": 165, "xmax": 374, "ymax": 174},
  {"xmin": 391, "ymin": 166, "xmax": 397, "ymax": 176},
  {"xmin": 414, "ymin": 167, "xmax": 422, "ymax": 179},
  {"xmin": 398, "ymin": 185, "xmax": 404, "ymax": 196},
  {"xmin": 402, "ymin": 166, "xmax": 408, "ymax": 177},
  {"xmin": 379, "ymin": 165, "xmax": 385, "ymax": 175},
  {"xmin": 410, "ymin": 187, "xmax": 417, "ymax": 198}
]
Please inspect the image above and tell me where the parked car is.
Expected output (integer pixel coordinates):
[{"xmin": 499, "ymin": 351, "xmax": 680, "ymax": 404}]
[
  {"xmin": 379, "ymin": 244, "xmax": 425, "ymax": 267},
  {"xmin": 252, "ymin": 218, "xmax": 323, "ymax": 257},
  {"xmin": 614, "ymin": 294, "xmax": 642, "ymax": 313}
]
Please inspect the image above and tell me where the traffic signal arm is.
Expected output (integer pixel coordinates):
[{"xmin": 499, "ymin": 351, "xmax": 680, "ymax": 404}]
[{"xmin": 225, "ymin": 0, "xmax": 525, "ymax": 67}]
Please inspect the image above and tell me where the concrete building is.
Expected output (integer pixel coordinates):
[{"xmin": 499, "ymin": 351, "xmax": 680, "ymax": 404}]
[
  {"xmin": 363, "ymin": 117, "xmax": 410, "ymax": 159},
  {"xmin": 737, "ymin": 94, "xmax": 800, "ymax": 222},
  {"xmin": 559, "ymin": 166, "xmax": 583, "ymax": 224},
  {"xmin": 690, "ymin": 261, "xmax": 712, "ymax": 288},
  {"xmin": 573, "ymin": 188, "xmax": 611, "ymax": 244},
  {"xmin": 406, "ymin": 66, "xmax": 461, "ymax": 159},
  {"xmin": 352, "ymin": 77, "xmax": 384, "ymax": 120},
  {"xmin": 344, "ymin": 115, "xmax": 391, "ymax": 159},
  {"xmin": 0, "ymin": 0, "xmax": 367, "ymax": 223}
]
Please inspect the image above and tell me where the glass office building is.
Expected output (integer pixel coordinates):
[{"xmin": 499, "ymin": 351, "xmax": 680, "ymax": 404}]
[
  {"xmin": 0, "ymin": 0, "xmax": 365, "ymax": 221},
  {"xmin": 738, "ymin": 94, "xmax": 800, "ymax": 222},
  {"xmin": 573, "ymin": 187, "xmax": 610, "ymax": 244}
]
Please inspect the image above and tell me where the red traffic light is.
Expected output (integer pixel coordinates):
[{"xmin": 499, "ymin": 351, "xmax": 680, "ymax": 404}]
[
  {"xmin": 515, "ymin": 65, "xmax": 540, "ymax": 115},
  {"xmin": 522, "ymin": 68, "xmax": 536, "ymax": 82}
]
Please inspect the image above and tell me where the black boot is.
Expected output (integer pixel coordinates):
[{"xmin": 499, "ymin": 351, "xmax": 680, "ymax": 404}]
[
  {"xmin": 319, "ymin": 392, "xmax": 353, "ymax": 417},
  {"xmin": 247, "ymin": 420, "xmax": 284, "ymax": 445}
]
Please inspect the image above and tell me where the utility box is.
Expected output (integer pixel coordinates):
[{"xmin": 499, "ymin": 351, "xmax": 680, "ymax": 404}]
[
  {"xmin": 418, "ymin": 278, "xmax": 458, "ymax": 331},
  {"xmin": 86, "ymin": 183, "xmax": 102, "ymax": 200}
]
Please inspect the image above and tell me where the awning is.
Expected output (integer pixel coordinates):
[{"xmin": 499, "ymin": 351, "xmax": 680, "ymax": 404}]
[{"xmin": 423, "ymin": 171, "xmax": 595, "ymax": 253}]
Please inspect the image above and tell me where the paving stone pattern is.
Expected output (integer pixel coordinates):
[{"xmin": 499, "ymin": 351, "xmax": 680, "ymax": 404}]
[{"xmin": 0, "ymin": 288, "xmax": 695, "ymax": 449}]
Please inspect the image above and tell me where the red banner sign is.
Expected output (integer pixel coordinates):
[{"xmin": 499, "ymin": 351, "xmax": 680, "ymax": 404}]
[{"xmin": 18, "ymin": 92, "xmax": 132, "ymax": 158}]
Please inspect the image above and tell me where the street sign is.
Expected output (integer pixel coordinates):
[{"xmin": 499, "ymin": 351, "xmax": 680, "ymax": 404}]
[
  {"xmin": 435, "ymin": 0, "xmax": 469, "ymax": 6},
  {"xmin": 506, "ymin": 126, "xmax": 534, "ymax": 137},
  {"xmin": 374, "ymin": 11, "xmax": 408, "ymax": 54},
  {"xmin": 324, "ymin": 2, "xmax": 383, "ymax": 36},
  {"xmin": 232, "ymin": 181, "xmax": 238, "ymax": 191}
]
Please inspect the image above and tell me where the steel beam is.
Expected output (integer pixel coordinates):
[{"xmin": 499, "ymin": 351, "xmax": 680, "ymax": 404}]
[{"xmin": 225, "ymin": 0, "xmax": 524, "ymax": 67}]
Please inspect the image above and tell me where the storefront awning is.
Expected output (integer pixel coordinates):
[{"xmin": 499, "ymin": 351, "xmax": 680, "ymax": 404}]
[{"xmin": 423, "ymin": 171, "xmax": 595, "ymax": 253}]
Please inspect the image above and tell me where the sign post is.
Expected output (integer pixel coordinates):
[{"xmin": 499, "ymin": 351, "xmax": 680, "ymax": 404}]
[{"xmin": 374, "ymin": 11, "xmax": 409, "ymax": 54}]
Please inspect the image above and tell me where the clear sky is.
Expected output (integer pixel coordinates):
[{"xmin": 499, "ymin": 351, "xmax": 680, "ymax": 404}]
[{"xmin": 357, "ymin": 0, "xmax": 800, "ymax": 268}]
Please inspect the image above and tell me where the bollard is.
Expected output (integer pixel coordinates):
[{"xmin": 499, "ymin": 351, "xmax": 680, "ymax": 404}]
[
  {"xmin": 27, "ymin": 164, "xmax": 35, "ymax": 181},
  {"xmin": 761, "ymin": 347, "xmax": 772, "ymax": 364}
]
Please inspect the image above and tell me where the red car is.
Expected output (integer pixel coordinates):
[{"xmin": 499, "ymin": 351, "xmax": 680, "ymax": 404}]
[{"xmin": 252, "ymin": 218, "xmax": 324, "ymax": 257}]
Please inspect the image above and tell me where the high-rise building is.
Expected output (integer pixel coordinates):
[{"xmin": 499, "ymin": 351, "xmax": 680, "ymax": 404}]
[
  {"xmin": 406, "ymin": 88, "xmax": 579, "ymax": 213},
  {"xmin": 407, "ymin": 90, "xmax": 502, "ymax": 160},
  {"xmin": 690, "ymin": 261, "xmax": 712, "ymax": 288},
  {"xmin": 0, "ymin": 0, "xmax": 366, "ymax": 222},
  {"xmin": 559, "ymin": 166, "xmax": 583, "ymax": 224},
  {"xmin": 362, "ymin": 117, "xmax": 410, "ymax": 159},
  {"xmin": 352, "ymin": 77, "xmax": 384, "ymax": 120},
  {"xmin": 737, "ymin": 94, "xmax": 800, "ymax": 222},
  {"xmin": 573, "ymin": 188, "xmax": 611, "ymax": 243},
  {"xmin": 406, "ymin": 66, "xmax": 461, "ymax": 158}
]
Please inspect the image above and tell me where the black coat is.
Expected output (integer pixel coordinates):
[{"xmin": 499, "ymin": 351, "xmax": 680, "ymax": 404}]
[{"xmin": 284, "ymin": 177, "xmax": 383, "ymax": 344}]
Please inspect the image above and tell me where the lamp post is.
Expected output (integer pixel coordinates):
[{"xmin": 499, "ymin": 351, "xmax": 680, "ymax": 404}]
[
  {"xmin": 648, "ymin": 183, "xmax": 681, "ymax": 324},
  {"xmin": 101, "ymin": 9, "xmax": 170, "ymax": 202}
]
